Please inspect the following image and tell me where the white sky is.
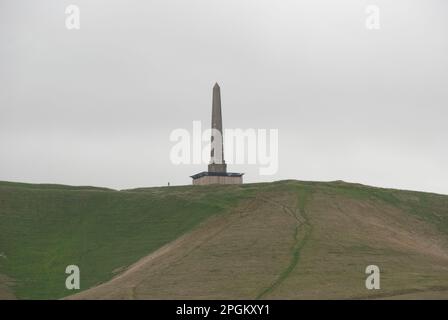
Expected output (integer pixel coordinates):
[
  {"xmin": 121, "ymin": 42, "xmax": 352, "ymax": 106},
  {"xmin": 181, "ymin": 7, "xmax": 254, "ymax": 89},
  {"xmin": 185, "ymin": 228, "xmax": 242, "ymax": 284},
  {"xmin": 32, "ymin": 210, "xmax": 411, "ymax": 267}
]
[{"xmin": 1, "ymin": 0, "xmax": 447, "ymax": 194}]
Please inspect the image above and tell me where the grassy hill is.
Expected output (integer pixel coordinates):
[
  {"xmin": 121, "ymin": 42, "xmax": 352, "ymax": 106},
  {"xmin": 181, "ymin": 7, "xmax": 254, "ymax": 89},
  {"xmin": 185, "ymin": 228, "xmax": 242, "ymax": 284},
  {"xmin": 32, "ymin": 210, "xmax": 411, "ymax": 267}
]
[{"xmin": 1, "ymin": 180, "xmax": 448, "ymax": 299}]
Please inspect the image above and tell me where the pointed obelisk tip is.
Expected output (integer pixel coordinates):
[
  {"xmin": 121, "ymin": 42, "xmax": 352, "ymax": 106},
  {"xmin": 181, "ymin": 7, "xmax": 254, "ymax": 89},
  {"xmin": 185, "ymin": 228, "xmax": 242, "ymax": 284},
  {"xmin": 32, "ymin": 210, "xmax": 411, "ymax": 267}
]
[{"xmin": 214, "ymin": 82, "xmax": 220, "ymax": 89}]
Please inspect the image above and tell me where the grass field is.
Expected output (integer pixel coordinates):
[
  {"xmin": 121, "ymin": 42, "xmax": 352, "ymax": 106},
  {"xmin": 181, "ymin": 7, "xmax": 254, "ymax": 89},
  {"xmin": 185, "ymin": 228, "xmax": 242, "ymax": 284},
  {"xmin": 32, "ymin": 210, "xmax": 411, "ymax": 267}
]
[
  {"xmin": 1, "ymin": 180, "xmax": 448, "ymax": 299},
  {"xmin": 0, "ymin": 181, "xmax": 255, "ymax": 299}
]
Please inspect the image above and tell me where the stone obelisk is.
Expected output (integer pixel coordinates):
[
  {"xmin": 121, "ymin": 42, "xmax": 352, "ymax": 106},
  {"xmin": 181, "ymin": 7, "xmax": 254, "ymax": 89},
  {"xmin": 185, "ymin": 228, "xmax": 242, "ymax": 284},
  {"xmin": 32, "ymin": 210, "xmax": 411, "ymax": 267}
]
[
  {"xmin": 208, "ymin": 83, "xmax": 227, "ymax": 173},
  {"xmin": 190, "ymin": 83, "xmax": 243, "ymax": 185}
]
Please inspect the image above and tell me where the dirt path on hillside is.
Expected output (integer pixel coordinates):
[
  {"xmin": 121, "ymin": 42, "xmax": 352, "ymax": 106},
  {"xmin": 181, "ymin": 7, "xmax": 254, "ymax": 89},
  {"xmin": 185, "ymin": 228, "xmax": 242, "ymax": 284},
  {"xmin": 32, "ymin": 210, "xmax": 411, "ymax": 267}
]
[
  {"xmin": 67, "ymin": 196, "xmax": 264, "ymax": 299},
  {"xmin": 255, "ymin": 192, "xmax": 312, "ymax": 299}
]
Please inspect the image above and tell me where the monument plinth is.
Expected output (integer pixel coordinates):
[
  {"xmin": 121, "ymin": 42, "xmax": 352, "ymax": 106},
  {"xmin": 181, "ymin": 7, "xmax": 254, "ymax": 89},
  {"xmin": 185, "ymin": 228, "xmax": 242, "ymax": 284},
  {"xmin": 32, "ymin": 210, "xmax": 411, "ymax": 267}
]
[{"xmin": 191, "ymin": 83, "xmax": 244, "ymax": 185}]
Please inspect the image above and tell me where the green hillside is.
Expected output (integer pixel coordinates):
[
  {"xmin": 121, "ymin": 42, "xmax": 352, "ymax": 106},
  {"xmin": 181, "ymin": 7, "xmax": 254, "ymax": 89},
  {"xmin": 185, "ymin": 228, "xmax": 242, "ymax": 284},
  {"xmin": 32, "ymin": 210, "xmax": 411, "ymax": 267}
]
[
  {"xmin": 1, "ymin": 180, "xmax": 448, "ymax": 300},
  {"xmin": 0, "ymin": 181, "xmax": 255, "ymax": 299}
]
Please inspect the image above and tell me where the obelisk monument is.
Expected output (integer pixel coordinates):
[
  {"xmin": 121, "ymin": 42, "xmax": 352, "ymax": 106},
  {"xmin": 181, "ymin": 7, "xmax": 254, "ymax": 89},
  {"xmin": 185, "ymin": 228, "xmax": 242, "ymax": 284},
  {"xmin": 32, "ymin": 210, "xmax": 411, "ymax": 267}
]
[
  {"xmin": 190, "ymin": 83, "xmax": 243, "ymax": 185},
  {"xmin": 208, "ymin": 83, "xmax": 227, "ymax": 173}
]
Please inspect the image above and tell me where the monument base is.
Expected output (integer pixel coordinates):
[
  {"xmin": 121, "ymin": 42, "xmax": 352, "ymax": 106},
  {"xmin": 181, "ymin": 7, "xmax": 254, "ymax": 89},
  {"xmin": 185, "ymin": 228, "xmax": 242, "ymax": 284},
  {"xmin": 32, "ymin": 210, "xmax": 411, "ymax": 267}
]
[
  {"xmin": 208, "ymin": 163, "xmax": 227, "ymax": 173},
  {"xmin": 190, "ymin": 172, "xmax": 244, "ymax": 185}
]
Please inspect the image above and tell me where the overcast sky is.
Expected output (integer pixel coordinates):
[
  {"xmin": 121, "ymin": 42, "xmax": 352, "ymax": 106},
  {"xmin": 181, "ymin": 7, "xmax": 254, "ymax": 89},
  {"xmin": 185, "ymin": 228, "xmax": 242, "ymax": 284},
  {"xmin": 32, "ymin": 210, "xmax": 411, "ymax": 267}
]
[{"xmin": 1, "ymin": 0, "xmax": 447, "ymax": 194}]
